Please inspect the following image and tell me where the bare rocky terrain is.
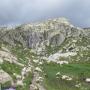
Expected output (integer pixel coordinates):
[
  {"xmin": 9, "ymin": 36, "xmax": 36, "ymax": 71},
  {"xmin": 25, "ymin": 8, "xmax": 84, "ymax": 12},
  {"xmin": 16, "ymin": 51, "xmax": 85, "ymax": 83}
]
[{"xmin": 0, "ymin": 18, "xmax": 90, "ymax": 90}]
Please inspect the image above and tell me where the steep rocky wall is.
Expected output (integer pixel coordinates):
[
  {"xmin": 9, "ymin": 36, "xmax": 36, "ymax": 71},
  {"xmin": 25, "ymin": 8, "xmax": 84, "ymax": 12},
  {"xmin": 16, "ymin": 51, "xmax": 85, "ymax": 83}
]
[{"xmin": 0, "ymin": 18, "xmax": 82, "ymax": 48}]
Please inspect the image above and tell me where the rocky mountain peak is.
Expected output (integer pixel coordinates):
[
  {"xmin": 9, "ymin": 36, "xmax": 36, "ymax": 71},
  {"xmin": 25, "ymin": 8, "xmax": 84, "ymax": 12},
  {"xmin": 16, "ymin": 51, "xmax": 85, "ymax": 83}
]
[{"xmin": 0, "ymin": 17, "xmax": 83, "ymax": 48}]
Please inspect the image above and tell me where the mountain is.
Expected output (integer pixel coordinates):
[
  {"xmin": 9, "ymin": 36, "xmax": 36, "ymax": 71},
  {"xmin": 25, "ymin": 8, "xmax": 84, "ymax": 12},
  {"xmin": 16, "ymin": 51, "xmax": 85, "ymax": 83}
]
[
  {"xmin": 0, "ymin": 18, "xmax": 90, "ymax": 90},
  {"xmin": 0, "ymin": 18, "xmax": 83, "ymax": 48}
]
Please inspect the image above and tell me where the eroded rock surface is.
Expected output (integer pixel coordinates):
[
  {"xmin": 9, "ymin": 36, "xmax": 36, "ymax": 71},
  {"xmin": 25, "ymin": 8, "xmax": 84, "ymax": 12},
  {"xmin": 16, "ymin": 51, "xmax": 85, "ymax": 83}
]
[
  {"xmin": 0, "ymin": 70, "xmax": 12, "ymax": 84},
  {"xmin": 0, "ymin": 18, "xmax": 83, "ymax": 49}
]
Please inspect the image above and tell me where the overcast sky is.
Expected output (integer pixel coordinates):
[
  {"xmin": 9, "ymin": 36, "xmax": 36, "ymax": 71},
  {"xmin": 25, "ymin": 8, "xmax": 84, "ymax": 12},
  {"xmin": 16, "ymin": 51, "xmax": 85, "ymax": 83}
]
[{"xmin": 0, "ymin": 0, "xmax": 90, "ymax": 27}]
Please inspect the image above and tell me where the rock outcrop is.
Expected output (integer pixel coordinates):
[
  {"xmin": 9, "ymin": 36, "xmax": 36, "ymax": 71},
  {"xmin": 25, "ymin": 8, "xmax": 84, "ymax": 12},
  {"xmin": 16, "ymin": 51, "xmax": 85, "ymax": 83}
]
[
  {"xmin": 0, "ymin": 70, "xmax": 12, "ymax": 84},
  {"xmin": 0, "ymin": 18, "xmax": 83, "ymax": 48},
  {"xmin": 83, "ymin": 28, "xmax": 90, "ymax": 38}
]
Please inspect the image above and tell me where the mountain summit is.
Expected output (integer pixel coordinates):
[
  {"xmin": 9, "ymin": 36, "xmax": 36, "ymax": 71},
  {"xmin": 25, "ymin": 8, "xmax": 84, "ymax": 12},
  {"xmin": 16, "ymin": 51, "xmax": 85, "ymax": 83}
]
[
  {"xmin": 0, "ymin": 18, "xmax": 83, "ymax": 48},
  {"xmin": 0, "ymin": 17, "xmax": 90, "ymax": 90}
]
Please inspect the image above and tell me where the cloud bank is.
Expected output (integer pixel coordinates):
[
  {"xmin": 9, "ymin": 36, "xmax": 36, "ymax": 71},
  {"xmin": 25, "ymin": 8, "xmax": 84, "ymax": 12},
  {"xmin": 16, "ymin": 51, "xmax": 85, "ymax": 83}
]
[{"xmin": 0, "ymin": 0, "xmax": 90, "ymax": 27}]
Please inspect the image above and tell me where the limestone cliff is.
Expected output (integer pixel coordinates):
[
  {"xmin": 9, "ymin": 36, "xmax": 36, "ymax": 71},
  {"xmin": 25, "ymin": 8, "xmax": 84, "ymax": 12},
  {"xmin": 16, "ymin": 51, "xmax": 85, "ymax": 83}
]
[{"xmin": 0, "ymin": 18, "xmax": 83, "ymax": 48}]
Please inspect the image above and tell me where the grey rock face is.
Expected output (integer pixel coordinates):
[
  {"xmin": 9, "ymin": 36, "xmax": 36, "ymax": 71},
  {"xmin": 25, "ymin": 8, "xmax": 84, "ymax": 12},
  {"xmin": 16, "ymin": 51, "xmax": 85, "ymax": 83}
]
[
  {"xmin": 83, "ymin": 28, "xmax": 90, "ymax": 38},
  {"xmin": 0, "ymin": 18, "xmax": 83, "ymax": 48}
]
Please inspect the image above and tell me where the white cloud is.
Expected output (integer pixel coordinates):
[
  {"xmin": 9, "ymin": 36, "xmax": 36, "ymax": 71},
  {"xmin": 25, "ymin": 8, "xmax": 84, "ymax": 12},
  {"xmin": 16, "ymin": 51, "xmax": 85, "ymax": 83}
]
[{"xmin": 0, "ymin": 0, "xmax": 90, "ymax": 27}]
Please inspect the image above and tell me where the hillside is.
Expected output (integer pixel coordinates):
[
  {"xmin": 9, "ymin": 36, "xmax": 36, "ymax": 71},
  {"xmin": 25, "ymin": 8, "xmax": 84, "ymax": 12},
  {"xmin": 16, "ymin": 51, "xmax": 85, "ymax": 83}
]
[{"xmin": 0, "ymin": 18, "xmax": 90, "ymax": 90}]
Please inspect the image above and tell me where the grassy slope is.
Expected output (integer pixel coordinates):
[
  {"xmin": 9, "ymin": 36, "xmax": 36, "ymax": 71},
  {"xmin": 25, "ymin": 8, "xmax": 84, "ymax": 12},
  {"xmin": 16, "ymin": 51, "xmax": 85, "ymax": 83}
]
[
  {"xmin": 42, "ymin": 35, "xmax": 90, "ymax": 90},
  {"xmin": 1, "ymin": 45, "xmax": 33, "ymax": 90},
  {"xmin": 43, "ymin": 62, "xmax": 90, "ymax": 90},
  {"xmin": 1, "ymin": 61, "xmax": 22, "ymax": 80}
]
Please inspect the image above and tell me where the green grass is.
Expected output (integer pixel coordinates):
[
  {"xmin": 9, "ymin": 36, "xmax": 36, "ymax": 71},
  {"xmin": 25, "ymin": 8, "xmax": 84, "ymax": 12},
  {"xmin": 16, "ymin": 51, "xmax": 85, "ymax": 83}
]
[
  {"xmin": 1, "ymin": 61, "xmax": 33, "ymax": 90},
  {"xmin": 11, "ymin": 46, "xmax": 30, "ymax": 64},
  {"xmin": 11, "ymin": 45, "xmax": 37, "ymax": 65},
  {"xmin": 42, "ymin": 62, "xmax": 90, "ymax": 90},
  {"xmin": 1, "ymin": 81, "xmax": 11, "ymax": 89},
  {"xmin": 1, "ymin": 61, "xmax": 22, "ymax": 80}
]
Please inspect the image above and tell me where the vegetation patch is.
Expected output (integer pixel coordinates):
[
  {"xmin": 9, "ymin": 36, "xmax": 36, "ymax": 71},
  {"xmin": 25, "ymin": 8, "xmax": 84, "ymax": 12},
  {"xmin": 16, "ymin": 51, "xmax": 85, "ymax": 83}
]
[{"xmin": 42, "ymin": 62, "xmax": 90, "ymax": 90}]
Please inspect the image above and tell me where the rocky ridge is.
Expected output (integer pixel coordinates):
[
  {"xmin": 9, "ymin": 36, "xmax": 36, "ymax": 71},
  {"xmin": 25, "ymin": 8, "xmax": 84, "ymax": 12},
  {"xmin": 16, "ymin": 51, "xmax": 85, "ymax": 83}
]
[{"xmin": 0, "ymin": 18, "xmax": 83, "ymax": 49}]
